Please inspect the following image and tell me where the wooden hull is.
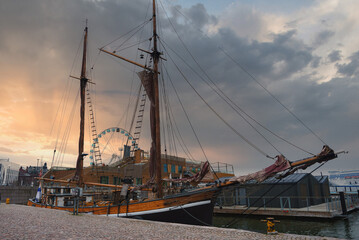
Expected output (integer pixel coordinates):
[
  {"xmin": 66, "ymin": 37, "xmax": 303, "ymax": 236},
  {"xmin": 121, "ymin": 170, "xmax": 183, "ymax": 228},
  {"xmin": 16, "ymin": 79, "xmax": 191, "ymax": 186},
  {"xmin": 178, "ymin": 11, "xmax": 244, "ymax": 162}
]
[
  {"xmin": 100, "ymin": 187, "xmax": 218, "ymax": 225},
  {"xmin": 28, "ymin": 187, "xmax": 219, "ymax": 225},
  {"xmin": 27, "ymin": 200, "xmax": 108, "ymax": 213}
]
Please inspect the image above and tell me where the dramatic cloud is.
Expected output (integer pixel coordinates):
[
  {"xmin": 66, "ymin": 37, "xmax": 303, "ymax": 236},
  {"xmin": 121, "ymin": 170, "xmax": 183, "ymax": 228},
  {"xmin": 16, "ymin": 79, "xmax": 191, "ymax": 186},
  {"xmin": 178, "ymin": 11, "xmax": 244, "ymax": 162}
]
[
  {"xmin": 336, "ymin": 51, "xmax": 359, "ymax": 77},
  {"xmin": 328, "ymin": 50, "xmax": 342, "ymax": 63},
  {"xmin": 312, "ymin": 30, "xmax": 335, "ymax": 48}
]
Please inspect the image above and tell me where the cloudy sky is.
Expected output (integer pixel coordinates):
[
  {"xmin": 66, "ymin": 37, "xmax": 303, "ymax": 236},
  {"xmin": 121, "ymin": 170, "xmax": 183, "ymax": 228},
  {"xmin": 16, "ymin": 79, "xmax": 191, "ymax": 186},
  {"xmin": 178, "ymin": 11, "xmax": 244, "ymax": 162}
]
[{"xmin": 0, "ymin": 0, "xmax": 358, "ymax": 175}]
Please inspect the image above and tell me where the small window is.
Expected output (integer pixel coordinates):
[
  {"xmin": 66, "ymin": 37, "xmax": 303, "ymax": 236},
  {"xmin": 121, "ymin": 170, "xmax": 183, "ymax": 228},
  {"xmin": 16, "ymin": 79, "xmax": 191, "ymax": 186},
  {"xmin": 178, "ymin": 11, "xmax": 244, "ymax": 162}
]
[
  {"xmin": 100, "ymin": 176, "xmax": 109, "ymax": 184},
  {"xmin": 178, "ymin": 166, "xmax": 182, "ymax": 173},
  {"xmin": 136, "ymin": 178, "xmax": 142, "ymax": 185},
  {"xmin": 164, "ymin": 164, "xmax": 168, "ymax": 173},
  {"xmin": 171, "ymin": 165, "xmax": 176, "ymax": 173},
  {"xmin": 113, "ymin": 177, "xmax": 118, "ymax": 185},
  {"xmin": 63, "ymin": 188, "xmax": 70, "ymax": 194}
]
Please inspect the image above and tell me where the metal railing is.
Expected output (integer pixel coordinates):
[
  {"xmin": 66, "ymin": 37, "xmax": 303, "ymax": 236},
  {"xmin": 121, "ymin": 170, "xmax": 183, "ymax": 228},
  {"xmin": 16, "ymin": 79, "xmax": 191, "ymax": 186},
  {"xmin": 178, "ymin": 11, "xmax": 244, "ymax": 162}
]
[{"xmin": 216, "ymin": 192, "xmax": 359, "ymax": 214}]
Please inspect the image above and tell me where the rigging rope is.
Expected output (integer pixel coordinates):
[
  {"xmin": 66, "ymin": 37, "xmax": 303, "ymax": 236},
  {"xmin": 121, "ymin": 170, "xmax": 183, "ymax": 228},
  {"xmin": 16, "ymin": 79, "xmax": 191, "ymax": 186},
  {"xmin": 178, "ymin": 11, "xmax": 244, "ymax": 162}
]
[
  {"xmin": 179, "ymin": 204, "xmax": 212, "ymax": 226},
  {"xmin": 224, "ymin": 161, "xmax": 328, "ymax": 228},
  {"xmin": 159, "ymin": 1, "xmax": 315, "ymax": 157},
  {"xmin": 126, "ymin": 1, "xmax": 152, "ymax": 140},
  {"xmin": 160, "ymin": 45, "xmax": 314, "ymax": 157},
  {"xmin": 50, "ymin": 32, "xmax": 85, "ymax": 167},
  {"xmin": 220, "ymin": 48, "xmax": 327, "ymax": 146},
  {"xmin": 55, "ymin": 88, "xmax": 80, "ymax": 167},
  {"xmin": 100, "ymin": 19, "xmax": 152, "ymax": 50},
  {"xmin": 127, "ymin": 85, "xmax": 143, "ymax": 147},
  {"xmin": 51, "ymin": 78, "xmax": 73, "ymax": 167},
  {"xmin": 160, "ymin": 39, "xmax": 284, "ymax": 157},
  {"xmin": 159, "ymin": 66, "xmax": 171, "ymax": 157},
  {"xmin": 160, "ymin": 58, "xmax": 183, "ymax": 159},
  {"xmin": 163, "ymin": 57, "xmax": 211, "ymax": 162},
  {"xmin": 159, "ymin": 39, "xmax": 273, "ymax": 159},
  {"xmin": 162, "ymin": 0, "xmax": 324, "ymax": 151},
  {"xmin": 161, "ymin": 65, "xmax": 203, "ymax": 163},
  {"xmin": 96, "ymin": 2, "xmax": 153, "ymax": 164},
  {"xmin": 161, "ymin": 57, "xmax": 221, "ymax": 180}
]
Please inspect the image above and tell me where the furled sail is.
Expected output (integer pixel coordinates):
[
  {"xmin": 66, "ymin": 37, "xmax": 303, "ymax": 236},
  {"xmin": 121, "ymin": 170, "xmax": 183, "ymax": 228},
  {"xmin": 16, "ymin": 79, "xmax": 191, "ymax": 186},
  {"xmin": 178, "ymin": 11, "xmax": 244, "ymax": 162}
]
[
  {"xmin": 137, "ymin": 70, "xmax": 156, "ymax": 180},
  {"xmin": 137, "ymin": 71, "xmax": 154, "ymax": 104},
  {"xmin": 229, "ymin": 155, "xmax": 291, "ymax": 184},
  {"xmin": 229, "ymin": 145, "xmax": 336, "ymax": 184},
  {"xmin": 163, "ymin": 161, "xmax": 212, "ymax": 185}
]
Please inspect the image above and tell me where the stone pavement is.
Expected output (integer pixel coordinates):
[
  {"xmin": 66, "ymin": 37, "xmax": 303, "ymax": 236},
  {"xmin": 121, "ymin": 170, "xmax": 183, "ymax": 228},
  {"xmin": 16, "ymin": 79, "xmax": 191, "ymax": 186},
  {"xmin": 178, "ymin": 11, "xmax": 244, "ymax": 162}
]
[{"xmin": 0, "ymin": 204, "xmax": 343, "ymax": 240}]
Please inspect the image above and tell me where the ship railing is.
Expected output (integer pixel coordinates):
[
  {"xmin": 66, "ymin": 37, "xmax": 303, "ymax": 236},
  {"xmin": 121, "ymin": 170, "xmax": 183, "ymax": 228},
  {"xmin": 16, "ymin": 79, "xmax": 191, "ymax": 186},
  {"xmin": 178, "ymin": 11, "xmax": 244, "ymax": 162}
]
[{"xmin": 211, "ymin": 162, "xmax": 234, "ymax": 174}]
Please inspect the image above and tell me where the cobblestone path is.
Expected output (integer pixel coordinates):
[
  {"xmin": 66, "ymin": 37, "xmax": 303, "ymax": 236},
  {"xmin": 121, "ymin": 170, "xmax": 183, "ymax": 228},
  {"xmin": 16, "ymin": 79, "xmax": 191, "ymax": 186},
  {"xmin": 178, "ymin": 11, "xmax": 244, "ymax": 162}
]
[{"xmin": 0, "ymin": 204, "xmax": 342, "ymax": 240}]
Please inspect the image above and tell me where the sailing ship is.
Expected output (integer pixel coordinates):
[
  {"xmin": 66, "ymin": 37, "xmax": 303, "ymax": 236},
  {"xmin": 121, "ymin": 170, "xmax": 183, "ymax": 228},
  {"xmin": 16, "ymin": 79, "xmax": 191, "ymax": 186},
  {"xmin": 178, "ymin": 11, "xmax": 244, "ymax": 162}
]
[{"xmin": 28, "ymin": 0, "xmax": 344, "ymax": 225}]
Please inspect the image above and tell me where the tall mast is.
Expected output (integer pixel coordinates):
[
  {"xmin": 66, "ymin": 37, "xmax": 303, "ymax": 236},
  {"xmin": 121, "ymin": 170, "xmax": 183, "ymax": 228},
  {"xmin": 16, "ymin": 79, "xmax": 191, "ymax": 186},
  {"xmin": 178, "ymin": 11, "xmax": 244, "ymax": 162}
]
[
  {"xmin": 152, "ymin": 0, "xmax": 162, "ymax": 198},
  {"xmin": 99, "ymin": 2, "xmax": 162, "ymax": 196},
  {"xmin": 74, "ymin": 25, "xmax": 88, "ymax": 186}
]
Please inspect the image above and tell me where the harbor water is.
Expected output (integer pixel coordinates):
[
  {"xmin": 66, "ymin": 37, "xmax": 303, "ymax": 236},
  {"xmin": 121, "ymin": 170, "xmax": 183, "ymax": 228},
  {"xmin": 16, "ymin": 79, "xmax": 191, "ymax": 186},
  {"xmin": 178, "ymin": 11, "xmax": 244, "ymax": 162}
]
[{"xmin": 213, "ymin": 210, "xmax": 359, "ymax": 239}]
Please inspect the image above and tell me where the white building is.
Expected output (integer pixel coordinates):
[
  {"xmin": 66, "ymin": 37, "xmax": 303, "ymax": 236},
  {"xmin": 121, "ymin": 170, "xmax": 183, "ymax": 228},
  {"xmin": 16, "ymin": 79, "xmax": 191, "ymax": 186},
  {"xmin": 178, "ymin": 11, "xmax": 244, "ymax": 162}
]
[
  {"xmin": 0, "ymin": 158, "xmax": 20, "ymax": 185},
  {"xmin": 329, "ymin": 170, "xmax": 359, "ymax": 186},
  {"xmin": 329, "ymin": 170, "xmax": 359, "ymax": 193}
]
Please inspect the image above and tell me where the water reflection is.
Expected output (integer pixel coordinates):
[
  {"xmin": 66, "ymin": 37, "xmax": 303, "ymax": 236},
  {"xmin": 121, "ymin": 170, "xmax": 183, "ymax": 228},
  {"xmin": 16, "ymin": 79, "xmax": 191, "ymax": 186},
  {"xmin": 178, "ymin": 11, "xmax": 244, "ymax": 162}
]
[
  {"xmin": 344, "ymin": 219, "xmax": 352, "ymax": 239},
  {"xmin": 213, "ymin": 211, "xmax": 359, "ymax": 239}
]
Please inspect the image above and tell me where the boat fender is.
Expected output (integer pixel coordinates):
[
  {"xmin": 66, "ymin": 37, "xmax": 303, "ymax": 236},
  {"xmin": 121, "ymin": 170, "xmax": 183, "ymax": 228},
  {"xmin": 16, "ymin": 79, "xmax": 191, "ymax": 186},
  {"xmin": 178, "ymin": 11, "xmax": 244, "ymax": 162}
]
[{"xmin": 121, "ymin": 184, "xmax": 129, "ymax": 197}]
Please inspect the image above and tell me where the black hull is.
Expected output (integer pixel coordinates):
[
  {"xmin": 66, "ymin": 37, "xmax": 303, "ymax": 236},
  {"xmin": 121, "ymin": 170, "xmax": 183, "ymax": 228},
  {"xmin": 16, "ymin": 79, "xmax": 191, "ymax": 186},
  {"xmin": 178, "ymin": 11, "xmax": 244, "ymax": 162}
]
[{"xmin": 111, "ymin": 200, "xmax": 215, "ymax": 226}]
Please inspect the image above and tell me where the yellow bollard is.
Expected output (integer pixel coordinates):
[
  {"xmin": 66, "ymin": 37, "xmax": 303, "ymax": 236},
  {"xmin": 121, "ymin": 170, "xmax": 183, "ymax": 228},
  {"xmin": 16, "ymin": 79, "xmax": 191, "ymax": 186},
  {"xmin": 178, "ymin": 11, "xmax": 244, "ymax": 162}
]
[
  {"xmin": 261, "ymin": 217, "xmax": 280, "ymax": 235},
  {"xmin": 6, "ymin": 198, "xmax": 10, "ymax": 204}
]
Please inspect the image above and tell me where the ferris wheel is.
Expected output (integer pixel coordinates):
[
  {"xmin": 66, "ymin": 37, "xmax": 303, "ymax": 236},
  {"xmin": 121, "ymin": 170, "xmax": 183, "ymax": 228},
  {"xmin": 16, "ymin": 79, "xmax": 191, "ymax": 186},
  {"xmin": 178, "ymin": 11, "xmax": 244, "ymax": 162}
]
[{"xmin": 90, "ymin": 127, "xmax": 138, "ymax": 166}]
